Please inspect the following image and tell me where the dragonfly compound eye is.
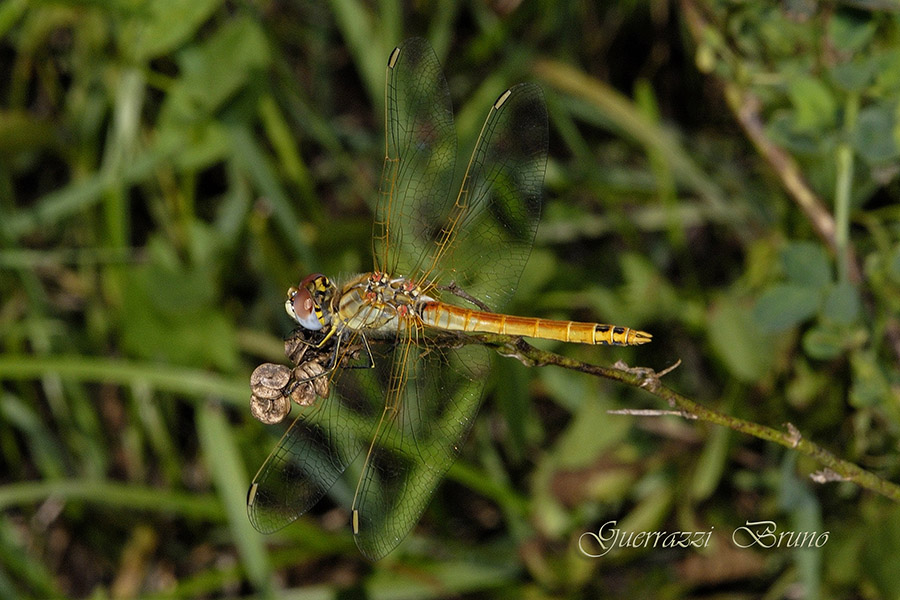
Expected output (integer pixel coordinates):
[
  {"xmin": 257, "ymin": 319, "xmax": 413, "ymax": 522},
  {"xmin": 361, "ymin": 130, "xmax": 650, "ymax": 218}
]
[{"xmin": 285, "ymin": 286, "xmax": 325, "ymax": 331}]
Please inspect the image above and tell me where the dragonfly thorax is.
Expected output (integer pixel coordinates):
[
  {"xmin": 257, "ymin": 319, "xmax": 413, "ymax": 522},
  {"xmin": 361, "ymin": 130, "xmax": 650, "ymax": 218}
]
[
  {"xmin": 285, "ymin": 273, "xmax": 336, "ymax": 331},
  {"xmin": 332, "ymin": 272, "xmax": 435, "ymax": 335}
]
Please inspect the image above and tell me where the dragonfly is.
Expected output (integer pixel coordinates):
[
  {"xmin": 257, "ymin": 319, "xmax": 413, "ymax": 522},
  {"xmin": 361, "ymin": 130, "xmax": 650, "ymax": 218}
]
[{"xmin": 247, "ymin": 38, "xmax": 651, "ymax": 560}]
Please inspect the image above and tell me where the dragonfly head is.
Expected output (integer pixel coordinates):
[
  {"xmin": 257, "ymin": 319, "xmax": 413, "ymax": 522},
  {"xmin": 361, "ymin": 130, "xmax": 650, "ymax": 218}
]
[{"xmin": 285, "ymin": 273, "xmax": 335, "ymax": 331}]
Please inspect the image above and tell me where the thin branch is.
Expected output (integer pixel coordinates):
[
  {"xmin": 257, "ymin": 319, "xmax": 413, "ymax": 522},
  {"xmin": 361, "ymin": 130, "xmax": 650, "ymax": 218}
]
[
  {"xmin": 680, "ymin": 0, "xmax": 863, "ymax": 284},
  {"xmin": 471, "ymin": 333, "xmax": 900, "ymax": 503},
  {"xmin": 724, "ymin": 85, "xmax": 862, "ymax": 284}
]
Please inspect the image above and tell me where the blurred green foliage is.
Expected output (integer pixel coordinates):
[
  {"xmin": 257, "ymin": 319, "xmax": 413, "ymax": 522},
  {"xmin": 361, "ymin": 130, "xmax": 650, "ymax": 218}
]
[{"xmin": 1, "ymin": 0, "xmax": 900, "ymax": 598}]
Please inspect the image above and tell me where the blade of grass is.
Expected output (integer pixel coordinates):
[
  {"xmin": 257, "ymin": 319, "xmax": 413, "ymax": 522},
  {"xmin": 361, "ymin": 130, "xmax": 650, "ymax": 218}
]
[
  {"xmin": 532, "ymin": 58, "xmax": 734, "ymax": 228},
  {"xmin": 0, "ymin": 394, "xmax": 66, "ymax": 478},
  {"xmin": 330, "ymin": 0, "xmax": 387, "ymax": 105},
  {"xmin": 0, "ymin": 480, "xmax": 224, "ymax": 520},
  {"xmin": 0, "ymin": 518, "xmax": 60, "ymax": 599},
  {"xmin": 0, "ymin": 0, "xmax": 27, "ymax": 38},
  {"xmin": 227, "ymin": 125, "xmax": 315, "ymax": 266},
  {"xmin": 0, "ymin": 355, "xmax": 247, "ymax": 406},
  {"xmin": 197, "ymin": 403, "xmax": 272, "ymax": 593},
  {"xmin": 2, "ymin": 135, "xmax": 182, "ymax": 240}
]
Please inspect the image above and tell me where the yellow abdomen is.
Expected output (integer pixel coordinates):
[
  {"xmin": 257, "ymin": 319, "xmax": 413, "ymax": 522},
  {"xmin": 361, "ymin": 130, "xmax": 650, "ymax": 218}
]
[{"xmin": 420, "ymin": 302, "xmax": 651, "ymax": 346}]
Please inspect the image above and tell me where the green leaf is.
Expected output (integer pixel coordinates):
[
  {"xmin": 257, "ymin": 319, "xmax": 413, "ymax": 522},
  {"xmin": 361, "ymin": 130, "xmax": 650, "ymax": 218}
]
[
  {"xmin": 753, "ymin": 283, "xmax": 822, "ymax": 333},
  {"xmin": 492, "ymin": 354, "xmax": 534, "ymax": 460},
  {"xmin": 850, "ymin": 351, "xmax": 891, "ymax": 407},
  {"xmin": 120, "ymin": 230, "xmax": 237, "ymax": 370},
  {"xmin": 121, "ymin": 280, "xmax": 238, "ymax": 371},
  {"xmin": 874, "ymin": 49, "xmax": 900, "ymax": 93},
  {"xmin": 178, "ymin": 17, "xmax": 270, "ymax": 112},
  {"xmin": 828, "ymin": 9, "xmax": 876, "ymax": 53},
  {"xmin": 513, "ymin": 248, "xmax": 557, "ymax": 305},
  {"xmin": 691, "ymin": 423, "xmax": 730, "ymax": 501},
  {"xmin": 888, "ymin": 244, "xmax": 900, "ymax": 285},
  {"xmin": 781, "ymin": 242, "xmax": 831, "ymax": 287},
  {"xmin": 860, "ymin": 505, "xmax": 900, "ymax": 598},
  {"xmin": 121, "ymin": 0, "xmax": 225, "ymax": 62},
  {"xmin": 829, "ymin": 58, "xmax": 878, "ymax": 92},
  {"xmin": 802, "ymin": 325, "xmax": 846, "ymax": 360},
  {"xmin": 709, "ymin": 296, "xmax": 776, "ymax": 381},
  {"xmin": 767, "ymin": 111, "xmax": 835, "ymax": 156},
  {"xmin": 160, "ymin": 121, "xmax": 231, "ymax": 171},
  {"xmin": 553, "ymin": 393, "xmax": 628, "ymax": 470},
  {"xmin": 158, "ymin": 18, "xmax": 270, "ymax": 129},
  {"xmin": 616, "ymin": 481, "xmax": 673, "ymax": 534},
  {"xmin": 852, "ymin": 105, "xmax": 900, "ymax": 165},
  {"xmin": 788, "ymin": 76, "xmax": 837, "ymax": 132},
  {"xmin": 822, "ymin": 281, "xmax": 861, "ymax": 324},
  {"xmin": 778, "ymin": 455, "xmax": 824, "ymax": 600}
]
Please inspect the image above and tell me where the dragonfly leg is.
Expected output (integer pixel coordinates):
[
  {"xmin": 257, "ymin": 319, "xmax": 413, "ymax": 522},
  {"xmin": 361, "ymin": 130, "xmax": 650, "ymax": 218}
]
[
  {"xmin": 319, "ymin": 330, "xmax": 375, "ymax": 372},
  {"xmin": 286, "ymin": 326, "xmax": 332, "ymax": 351},
  {"xmin": 287, "ymin": 324, "xmax": 340, "ymax": 351},
  {"xmin": 313, "ymin": 325, "xmax": 338, "ymax": 348},
  {"xmin": 342, "ymin": 333, "xmax": 376, "ymax": 371},
  {"xmin": 288, "ymin": 330, "xmax": 373, "ymax": 386}
]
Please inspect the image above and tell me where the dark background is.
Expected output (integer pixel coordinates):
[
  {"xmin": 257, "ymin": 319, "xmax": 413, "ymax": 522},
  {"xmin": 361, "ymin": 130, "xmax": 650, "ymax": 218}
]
[{"xmin": 2, "ymin": 1, "xmax": 900, "ymax": 598}]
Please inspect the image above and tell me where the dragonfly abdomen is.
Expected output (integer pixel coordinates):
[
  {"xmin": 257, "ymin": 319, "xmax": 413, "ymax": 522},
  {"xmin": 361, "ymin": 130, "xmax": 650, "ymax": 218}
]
[{"xmin": 420, "ymin": 302, "xmax": 651, "ymax": 346}]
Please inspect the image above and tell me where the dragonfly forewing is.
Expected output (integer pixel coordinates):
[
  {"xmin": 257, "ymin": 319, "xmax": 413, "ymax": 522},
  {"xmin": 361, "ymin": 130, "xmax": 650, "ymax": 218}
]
[
  {"xmin": 417, "ymin": 82, "xmax": 548, "ymax": 311},
  {"xmin": 374, "ymin": 37, "xmax": 457, "ymax": 279}
]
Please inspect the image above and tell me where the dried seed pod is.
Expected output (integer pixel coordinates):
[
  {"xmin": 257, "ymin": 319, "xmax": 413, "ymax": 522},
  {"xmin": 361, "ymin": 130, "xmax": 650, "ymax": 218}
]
[
  {"xmin": 284, "ymin": 334, "xmax": 311, "ymax": 366},
  {"xmin": 250, "ymin": 363, "xmax": 292, "ymax": 397},
  {"xmin": 289, "ymin": 360, "xmax": 330, "ymax": 407},
  {"xmin": 250, "ymin": 392, "xmax": 291, "ymax": 424},
  {"xmin": 249, "ymin": 363, "xmax": 293, "ymax": 424},
  {"xmin": 284, "ymin": 328, "xmax": 332, "ymax": 365}
]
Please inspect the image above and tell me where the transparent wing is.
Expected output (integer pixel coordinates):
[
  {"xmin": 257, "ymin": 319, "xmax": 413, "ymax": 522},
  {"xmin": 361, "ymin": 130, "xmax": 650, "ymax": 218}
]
[
  {"xmin": 351, "ymin": 74, "xmax": 549, "ymax": 559},
  {"xmin": 418, "ymin": 82, "xmax": 548, "ymax": 311},
  {"xmin": 247, "ymin": 344, "xmax": 376, "ymax": 534},
  {"xmin": 376, "ymin": 42, "xmax": 548, "ymax": 312},
  {"xmin": 351, "ymin": 334, "xmax": 491, "ymax": 560},
  {"xmin": 248, "ymin": 38, "xmax": 460, "ymax": 547},
  {"xmin": 253, "ymin": 39, "xmax": 549, "ymax": 558},
  {"xmin": 373, "ymin": 37, "xmax": 457, "ymax": 278}
]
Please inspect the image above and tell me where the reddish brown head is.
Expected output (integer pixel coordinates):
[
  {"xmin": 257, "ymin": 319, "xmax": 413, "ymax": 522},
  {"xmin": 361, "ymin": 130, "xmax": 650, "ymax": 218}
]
[{"xmin": 285, "ymin": 273, "xmax": 334, "ymax": 331}]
